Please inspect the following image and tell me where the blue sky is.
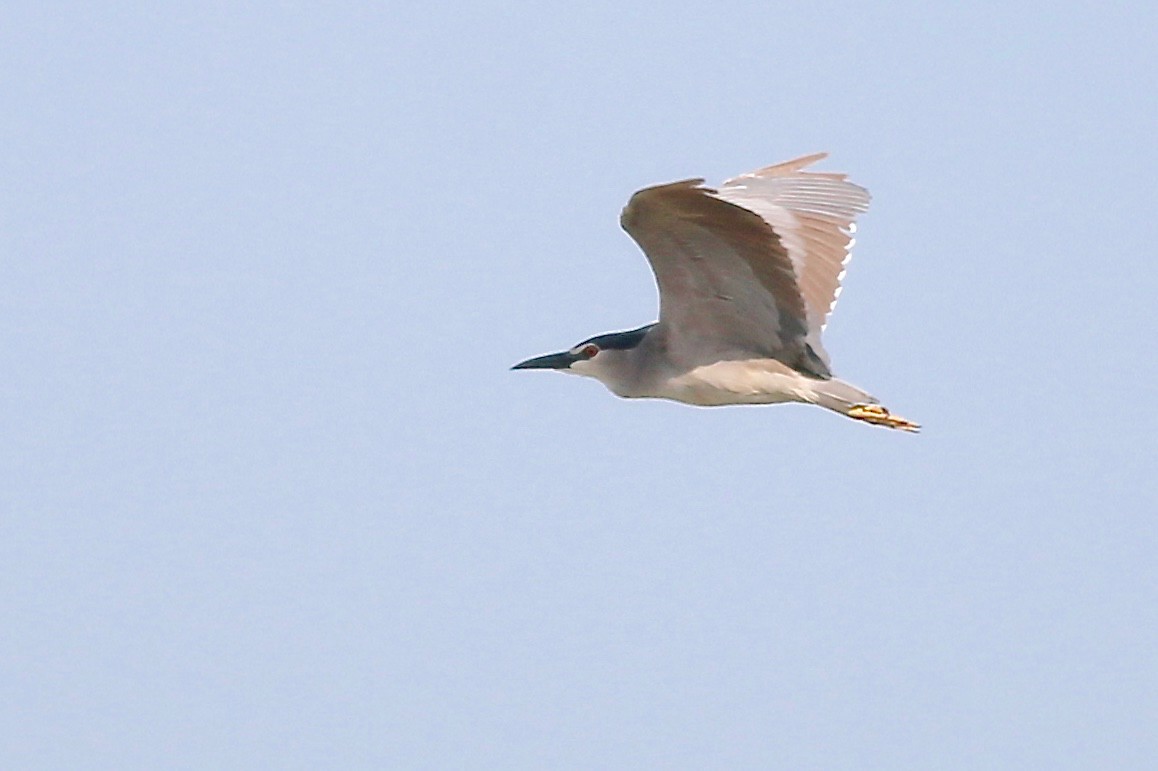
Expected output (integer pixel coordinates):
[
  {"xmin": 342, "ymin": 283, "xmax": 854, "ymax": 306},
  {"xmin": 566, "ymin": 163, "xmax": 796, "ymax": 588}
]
[{"xmin": 2, "ymin": 2, "xmax": 1155, "ymax": 768}]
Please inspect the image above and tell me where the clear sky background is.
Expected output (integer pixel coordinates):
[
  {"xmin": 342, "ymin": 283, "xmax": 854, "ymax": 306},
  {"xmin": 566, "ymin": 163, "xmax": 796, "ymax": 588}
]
[{"xmin": 2, "ymin": 2, "xmax": 1156, "ymax": 768}]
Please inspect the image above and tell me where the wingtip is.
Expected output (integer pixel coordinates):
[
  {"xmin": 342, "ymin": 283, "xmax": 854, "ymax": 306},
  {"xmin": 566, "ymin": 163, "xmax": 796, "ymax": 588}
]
[{"xmin": 723, "ymin": 152, "xmax": 833, "ymax": 185}]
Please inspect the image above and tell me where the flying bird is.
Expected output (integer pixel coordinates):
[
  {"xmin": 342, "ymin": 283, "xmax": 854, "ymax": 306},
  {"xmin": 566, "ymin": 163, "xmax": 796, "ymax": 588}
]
[{"xmin": 512, "ymin": 153, "xmax": 919, "ymax": 432}]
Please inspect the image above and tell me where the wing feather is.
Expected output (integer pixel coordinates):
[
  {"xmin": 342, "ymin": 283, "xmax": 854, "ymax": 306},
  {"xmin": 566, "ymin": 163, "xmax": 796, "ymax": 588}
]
[
  {"xmin": 714, "ymin": 153, "xmax": 870, "ymax": 335},
  {"xmin": 620, "ymin": 179, "xmax": 813, "ymax": 370},
  {"xmin": 619, "ymin": 153, "xmax": 870, "ymax": 375}
]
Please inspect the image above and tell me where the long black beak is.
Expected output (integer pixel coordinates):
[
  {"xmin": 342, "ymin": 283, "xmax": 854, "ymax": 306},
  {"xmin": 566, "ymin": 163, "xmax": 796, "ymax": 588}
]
[{"xmin": 511, "ymin": 351, "xmax": 578, "ymax": 370}]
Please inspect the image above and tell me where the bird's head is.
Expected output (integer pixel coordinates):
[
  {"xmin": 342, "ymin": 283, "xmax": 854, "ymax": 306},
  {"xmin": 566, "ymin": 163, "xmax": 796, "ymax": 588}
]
[
  {"xmin": 510, "ymin": 339, "xmax": 602, "ymax": 375},
  {"xmin": 511, "ymin": 324, "xmax": 655, "ymax": 387}
]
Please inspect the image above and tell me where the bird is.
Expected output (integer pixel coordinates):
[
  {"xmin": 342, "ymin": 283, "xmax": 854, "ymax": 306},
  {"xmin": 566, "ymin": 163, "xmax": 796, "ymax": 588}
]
[{"xmin": 512, "ymin": 153, "xmax": 919, "ymax": 432}]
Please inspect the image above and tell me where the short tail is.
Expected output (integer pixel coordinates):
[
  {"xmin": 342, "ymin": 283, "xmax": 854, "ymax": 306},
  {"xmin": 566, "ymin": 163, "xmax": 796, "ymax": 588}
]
[
  {"xmin": 810, "ymin": 378, "xmax": 878, "ymax": 412},
  {"xmin": 810, "ymin": 378, "xmax": 920, "ymax": 433}
]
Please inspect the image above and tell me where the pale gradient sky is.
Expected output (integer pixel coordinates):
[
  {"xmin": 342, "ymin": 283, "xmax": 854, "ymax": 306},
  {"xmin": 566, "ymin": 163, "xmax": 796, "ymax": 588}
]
[{"xmin": 2, "ymin": 2, "xmax": 1156, "ymax": 768}]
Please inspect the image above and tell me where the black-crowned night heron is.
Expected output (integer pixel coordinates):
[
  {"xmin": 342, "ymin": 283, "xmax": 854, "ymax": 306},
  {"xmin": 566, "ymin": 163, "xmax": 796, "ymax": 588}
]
[{"xmin": 513, "ymin": 153, "xmax": 919, "ymax": 432}]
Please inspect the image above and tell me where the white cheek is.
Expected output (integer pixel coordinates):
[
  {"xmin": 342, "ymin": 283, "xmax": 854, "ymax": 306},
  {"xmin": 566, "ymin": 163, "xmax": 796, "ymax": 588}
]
[{"xmin": 569, "ymin": 358, "xmax": 597, "ymax": 377}]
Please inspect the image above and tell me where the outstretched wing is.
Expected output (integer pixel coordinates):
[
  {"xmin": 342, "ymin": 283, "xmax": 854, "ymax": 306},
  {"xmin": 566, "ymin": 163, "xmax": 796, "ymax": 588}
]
[
  {"xmin": 619, "ymin": 153, "xmax": 869, "ymax": 373},
  {"xmin": 621, "ymin": 174, "xmax": 818, "ymax": 373},
  {"xmin": 716, "ymin": 153, "xmax": 870, "ymax": 337}
]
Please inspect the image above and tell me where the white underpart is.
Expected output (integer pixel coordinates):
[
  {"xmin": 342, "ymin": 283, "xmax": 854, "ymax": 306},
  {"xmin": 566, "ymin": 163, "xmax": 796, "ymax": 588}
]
[
  {"xmin": 570, "ymin": 351, "xmax": 817, "ymax": 406},
  {"xmin": 659, "ymin": 360, "xmax": 820, "ymax": 406}
]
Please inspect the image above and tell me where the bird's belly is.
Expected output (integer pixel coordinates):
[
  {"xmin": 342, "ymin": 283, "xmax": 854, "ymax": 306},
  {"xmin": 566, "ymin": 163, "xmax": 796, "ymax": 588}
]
[{"xmin": 654, "ymin": 360, "xmax": 814, "ymax": 407}]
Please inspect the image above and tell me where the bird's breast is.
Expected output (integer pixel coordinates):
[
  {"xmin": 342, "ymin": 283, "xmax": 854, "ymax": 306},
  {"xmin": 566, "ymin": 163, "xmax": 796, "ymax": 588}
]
[{"xmin": 651, "ymin": 359, "xmax": 816, "ymax": 406}]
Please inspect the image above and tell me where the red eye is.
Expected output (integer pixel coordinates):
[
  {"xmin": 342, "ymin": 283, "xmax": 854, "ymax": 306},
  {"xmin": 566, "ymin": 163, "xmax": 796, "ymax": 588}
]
[{"xmin": 582, "ymin": 345, "xmax": 599, "ymax": 358}]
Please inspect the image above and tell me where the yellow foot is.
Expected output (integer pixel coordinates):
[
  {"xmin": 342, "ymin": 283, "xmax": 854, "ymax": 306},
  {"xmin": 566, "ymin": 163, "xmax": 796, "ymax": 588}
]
[{"xmin": 847, "ymin": 403, "xmax": 921, "ymax": 433}]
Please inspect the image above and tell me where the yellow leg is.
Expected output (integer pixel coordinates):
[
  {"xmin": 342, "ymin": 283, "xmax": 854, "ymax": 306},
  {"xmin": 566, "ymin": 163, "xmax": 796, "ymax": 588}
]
[{"xmin": 847, "ymin": 403, "xmax": 921, "ymax": 433}]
